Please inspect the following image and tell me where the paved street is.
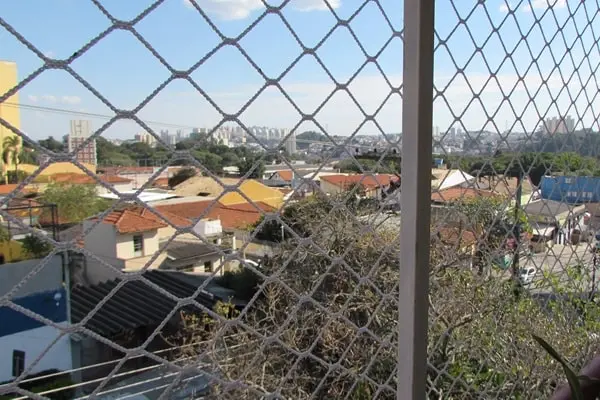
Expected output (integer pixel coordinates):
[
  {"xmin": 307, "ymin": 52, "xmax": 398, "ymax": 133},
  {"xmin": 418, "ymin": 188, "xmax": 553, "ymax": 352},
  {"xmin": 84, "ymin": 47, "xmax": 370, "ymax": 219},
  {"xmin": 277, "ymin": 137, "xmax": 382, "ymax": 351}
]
[{"xmin": 520, "ymin": 243, "xmax": 599, "ymax": 294}]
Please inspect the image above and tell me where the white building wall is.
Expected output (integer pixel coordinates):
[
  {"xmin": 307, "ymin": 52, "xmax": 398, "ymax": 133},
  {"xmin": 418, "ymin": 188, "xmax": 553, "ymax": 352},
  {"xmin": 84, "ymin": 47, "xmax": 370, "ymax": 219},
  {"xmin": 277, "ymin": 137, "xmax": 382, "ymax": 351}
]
[{"xmin": 0, "ymin": 324, "xmax": 72, "ymax": 382}]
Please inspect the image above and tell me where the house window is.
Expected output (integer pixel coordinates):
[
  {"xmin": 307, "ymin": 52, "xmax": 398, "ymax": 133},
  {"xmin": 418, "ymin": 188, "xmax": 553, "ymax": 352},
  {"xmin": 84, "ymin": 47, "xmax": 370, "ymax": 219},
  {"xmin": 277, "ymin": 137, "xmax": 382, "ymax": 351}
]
[
  {"xmin": 133, "ymin": 235, "xmax": 144, "ymax": 257},
  {"xmin": 204, "ymin": 261, "xmax": 213, "ymax": 273},
  {"xmin": 12, "ymin": 350, "xmax": 25, "ymax": 377}
]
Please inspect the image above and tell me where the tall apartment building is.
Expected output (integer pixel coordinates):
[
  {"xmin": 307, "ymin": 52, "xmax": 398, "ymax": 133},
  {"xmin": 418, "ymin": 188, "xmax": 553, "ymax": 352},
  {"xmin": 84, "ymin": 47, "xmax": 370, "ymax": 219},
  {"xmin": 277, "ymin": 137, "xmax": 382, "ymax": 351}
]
[
  {"xmin": 134, "ymin": 131, "xmax": 157, "ymax": 147},
  {"xmin": 544, "ymin": 115, "xmax": 575, "ymax": 135},
  {"xmin": 284, "ymin": 130, "xmax": 297, "ymax": 155},
  {"xmin": 67, "ymin": 120, "xmax": 97, "ymax": 165},
  {"xmin": 0, "ymin": 61, "xmax": 21, "ymax": 167}
]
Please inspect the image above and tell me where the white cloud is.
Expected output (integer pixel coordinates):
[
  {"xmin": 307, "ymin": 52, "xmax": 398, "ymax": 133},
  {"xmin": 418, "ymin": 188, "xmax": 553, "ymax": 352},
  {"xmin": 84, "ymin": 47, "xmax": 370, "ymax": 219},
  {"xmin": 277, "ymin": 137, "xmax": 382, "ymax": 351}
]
[
  {"xmin": 27, "ymin": 94, "xmax": 82, "ymax": 105},
  {"xmin": 44, "ymin": 50, "xmax": 55, "ymax": 58},
  {"xmin": 41, "ymin": 94, "xmax": 57, "ymax": 103},
  {"xmin": 499, "ymin": 3, "xmax": 509, "ymax": 12},
  {"xmin": 61, "ymin": 95, "xmax": 82, "ymax": 105},
  {"xmin": 184, "ymin": 0, "xmax": 340, "ymax": 20},
  {"xmin": 521, "ymin": 0, "xmax": 567, "ymax": 12},
  {"xmin": 289, "ymin": 0, "xmax": 340, "ymax": 12}
]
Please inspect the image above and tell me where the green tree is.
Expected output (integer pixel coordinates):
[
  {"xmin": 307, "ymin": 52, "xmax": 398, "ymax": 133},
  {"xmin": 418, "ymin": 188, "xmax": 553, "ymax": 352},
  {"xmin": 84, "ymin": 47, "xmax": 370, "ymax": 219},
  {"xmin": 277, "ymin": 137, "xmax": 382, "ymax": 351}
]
[
  {"xmin": 0, "ymin": 225, "xmax": 10, "ymax": 243},
  {"xmin": 38, "ymin": 136, "xmax": 65, "ymax": 152},
  {"xmin": 21, "ymin": 234, "xmax": 52, "ymax": 258},
  {"xmin": 41, "ymin": 183, "xmax": 111, "ymax": 224},
  {"xmin": 2, "ymin": 136, "xmax": 22, "ymax": 183},
  {"xmin": 236, "ymin": 155, "xmax": 265, "ymax": 179}
]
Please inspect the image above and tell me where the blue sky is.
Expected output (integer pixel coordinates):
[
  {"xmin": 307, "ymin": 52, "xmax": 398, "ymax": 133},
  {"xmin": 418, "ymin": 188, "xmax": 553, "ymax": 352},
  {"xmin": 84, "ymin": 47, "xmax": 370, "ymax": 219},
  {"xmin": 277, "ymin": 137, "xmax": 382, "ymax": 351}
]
[{"xmin": 1, "ymin": 0, "xmax": 598, "ymax": 141}]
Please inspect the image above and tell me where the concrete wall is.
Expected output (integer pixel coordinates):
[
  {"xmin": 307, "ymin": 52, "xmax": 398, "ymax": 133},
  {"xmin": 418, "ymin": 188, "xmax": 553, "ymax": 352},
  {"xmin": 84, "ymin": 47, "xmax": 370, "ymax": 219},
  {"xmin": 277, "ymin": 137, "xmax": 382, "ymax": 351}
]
[
  {"xmin": 116, "ymin": 230, "xmax": 159, "ymax": 259},
  {"xmin": 0, "ymin": 324, "xmax": 72, "ymax": 382},
  {"xmin": 320, "ymin": 180, "xmax": 343, "ymax": 196},
  {"xmin": 84, "ymin": 222, "xmax": 117, "ymax": 260},
  {"xmin": 0, "ymin": 255, "xmax": 63, "ymax": 298},
  {"xmin": 83, "ymin": 221, "xmax": 166, "ymax": 284}
]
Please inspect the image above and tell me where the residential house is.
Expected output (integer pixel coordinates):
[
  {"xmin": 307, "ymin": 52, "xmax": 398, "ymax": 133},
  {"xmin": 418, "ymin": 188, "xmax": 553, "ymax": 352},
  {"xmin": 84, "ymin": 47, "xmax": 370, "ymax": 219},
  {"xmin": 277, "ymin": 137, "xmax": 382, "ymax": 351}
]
[
  {"xmin": 97, "ymin": 166, "xmax": 200, "ymax": 190},
  {"xmin": 174, "ymin": 176, "xmax": 284, "ymax": 209},
  {"xmin": 431, "ymin": 226, "xmax": 478, "ymax": 269},
  {"xmin": 155, "ymin": 198, "xmax": 276, "ymax": 232},
  {"xmin": 319, "ymin": 174, "xmax": 400, "ymax": 198},
  {"xmin": 430, "ymin": 187, "xmax": 499, "ymax": 223},
  {"xmin": 262, "ymin": 163, "xmax": 337, "ymax": 180},
  {"xmin": 523, "ymin": 199, "xmax": 587, "ymax": 246},
  {"xmin": 82, "ymin": 206, "xmax": 226, "ymax": 285},
  {"xmin": 0, "ymin": 256, "xmax": 71, "ymax": 382},
  {"xmin": 431, "ymin": 168, "xmax": 476, "ymax": 191},
  {"xmin": 469, "ymin": 175, "xmax": 538, "ymax": 206}
]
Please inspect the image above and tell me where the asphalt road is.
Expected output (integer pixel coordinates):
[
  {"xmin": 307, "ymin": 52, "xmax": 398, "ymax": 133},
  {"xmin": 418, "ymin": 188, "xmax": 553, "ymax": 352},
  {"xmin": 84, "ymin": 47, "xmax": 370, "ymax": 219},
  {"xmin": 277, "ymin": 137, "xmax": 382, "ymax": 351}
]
[{"xmin": 519, "ymin": 243, "xmax": 599, "ymax": 294}]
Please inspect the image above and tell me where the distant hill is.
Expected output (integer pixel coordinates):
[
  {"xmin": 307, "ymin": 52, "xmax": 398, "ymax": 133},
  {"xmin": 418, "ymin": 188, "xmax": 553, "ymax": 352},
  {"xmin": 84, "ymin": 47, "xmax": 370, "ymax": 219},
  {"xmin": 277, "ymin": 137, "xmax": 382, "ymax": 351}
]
[{"xmin": 297, "ymin": 131, "xmax": 328, "ymax": 150}]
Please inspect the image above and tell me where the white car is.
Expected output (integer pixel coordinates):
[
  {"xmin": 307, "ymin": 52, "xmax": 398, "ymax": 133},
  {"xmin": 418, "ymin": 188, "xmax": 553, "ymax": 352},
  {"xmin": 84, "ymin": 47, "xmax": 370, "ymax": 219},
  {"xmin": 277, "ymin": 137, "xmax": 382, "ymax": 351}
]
[{"xmin": 518, "ymin": 267, "xmax": 537, "ymax": 286}]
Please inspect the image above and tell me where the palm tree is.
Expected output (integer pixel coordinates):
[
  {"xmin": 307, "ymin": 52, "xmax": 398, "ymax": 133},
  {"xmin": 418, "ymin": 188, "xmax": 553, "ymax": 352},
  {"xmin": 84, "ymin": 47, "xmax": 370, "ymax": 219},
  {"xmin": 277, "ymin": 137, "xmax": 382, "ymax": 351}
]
[{"xmin": 2, "ymin": 136, "xmax": 22, "ymax": 183}]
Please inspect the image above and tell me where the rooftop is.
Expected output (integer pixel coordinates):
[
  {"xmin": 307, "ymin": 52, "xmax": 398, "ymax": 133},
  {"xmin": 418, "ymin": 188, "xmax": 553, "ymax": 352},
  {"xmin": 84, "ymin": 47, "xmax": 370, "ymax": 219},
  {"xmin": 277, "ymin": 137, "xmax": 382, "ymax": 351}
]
[
  {"xmin": 97, "ymin": 190, "xmax": 177, "ymax": 202},
  {"xmin": 522, "ymin": 199, "xmax": 586, "ymax": 218},
  {"xmin": 431, "ymin": 187, "xmax": 498, "ymax": 204},
  {"xmin": 50, "ymin": 173, "xmax": 132, "ymax": 185},
  {"xmin": 90, "ymin": 206, "xmax": 192, "ymax": 233},
  {"xmin": 156, "ymin": 199, "xmax": 274, "ymax": 231},
  {"xmin": 173, "ymin": 176, "xmax": 284, "ymax": 209},
  {"xmin": 165, "ymin": 240, "xmax": 222, "ymax": 261},
  {"xmin": 70, "ymin": 270, "xmax": 217, "ymax": 336},
  {"xmin": 320, "ymin": 174, "xmax": 399, "ymax": 190}
]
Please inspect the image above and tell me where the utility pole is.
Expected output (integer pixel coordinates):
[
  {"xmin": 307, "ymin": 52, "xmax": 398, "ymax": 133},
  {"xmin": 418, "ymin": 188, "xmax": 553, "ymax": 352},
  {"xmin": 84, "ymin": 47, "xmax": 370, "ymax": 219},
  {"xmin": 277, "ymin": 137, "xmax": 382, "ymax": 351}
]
[{"xmin": 512, "ymin": 171, "xmax": 523, "ymax": 278}]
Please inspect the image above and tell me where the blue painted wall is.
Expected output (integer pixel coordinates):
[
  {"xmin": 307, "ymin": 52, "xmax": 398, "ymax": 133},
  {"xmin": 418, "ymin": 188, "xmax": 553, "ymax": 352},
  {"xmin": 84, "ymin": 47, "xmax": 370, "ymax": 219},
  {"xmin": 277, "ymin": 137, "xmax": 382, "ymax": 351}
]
[
  {"xmin": 0, "ymin": 288, "xmax": 67, "ymax": 337},
  {"xmin": 540, "ymin": 176, "xmax": 600, "ymax": 204}
]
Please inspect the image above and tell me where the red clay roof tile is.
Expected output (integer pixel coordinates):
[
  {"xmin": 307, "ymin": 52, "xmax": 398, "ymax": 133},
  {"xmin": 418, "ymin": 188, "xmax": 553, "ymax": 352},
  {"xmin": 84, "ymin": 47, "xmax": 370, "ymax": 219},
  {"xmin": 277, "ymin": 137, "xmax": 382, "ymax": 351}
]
[{"xmin": 431, "ymin": 187, "xmax": 498, "ymax": 204}]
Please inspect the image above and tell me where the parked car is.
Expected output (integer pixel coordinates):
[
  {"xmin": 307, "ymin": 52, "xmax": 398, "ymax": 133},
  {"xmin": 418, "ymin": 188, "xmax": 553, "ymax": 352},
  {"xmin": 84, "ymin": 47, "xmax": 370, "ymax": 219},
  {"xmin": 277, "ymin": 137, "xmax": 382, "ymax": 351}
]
[{"xmin": 518, "ymin": 267, "xmax": 537, "ymax": 286}]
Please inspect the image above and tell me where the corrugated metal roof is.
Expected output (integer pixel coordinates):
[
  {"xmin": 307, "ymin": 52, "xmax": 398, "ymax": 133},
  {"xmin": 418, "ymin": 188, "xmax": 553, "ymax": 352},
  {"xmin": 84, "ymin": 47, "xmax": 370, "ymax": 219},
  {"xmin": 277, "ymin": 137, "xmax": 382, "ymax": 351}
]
[{"xmin": 71, "ymin": 270, "xmax": 216, "ymax": 336}]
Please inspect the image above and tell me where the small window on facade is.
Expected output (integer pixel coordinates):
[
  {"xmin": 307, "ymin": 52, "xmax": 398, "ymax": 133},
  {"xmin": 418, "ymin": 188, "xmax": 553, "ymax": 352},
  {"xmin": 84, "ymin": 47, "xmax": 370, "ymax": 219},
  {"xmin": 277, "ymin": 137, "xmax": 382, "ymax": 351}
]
[
  {"xmin": 204, "ymin": 261, "xmax": 213, "ymax": 273},
  {"xmin": 12, "ymin": 350, "xmax": 25, "ymax": 377},
  {"xmin": 133, "ymin": 235, "xmax": 144, "ymax": 256}
]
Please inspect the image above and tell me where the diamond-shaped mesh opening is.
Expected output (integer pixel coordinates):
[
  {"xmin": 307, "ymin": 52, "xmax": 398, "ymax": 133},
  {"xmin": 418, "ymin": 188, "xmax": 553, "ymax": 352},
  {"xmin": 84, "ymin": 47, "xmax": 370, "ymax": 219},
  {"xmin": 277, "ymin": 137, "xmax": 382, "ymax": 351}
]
[
  {"xmin": 429, "ymin": 0, "xmax": 600, "ymax": 398},
  {"xmin": 1, "ymin": 0, "xmax": 599, "ymax": 398}
]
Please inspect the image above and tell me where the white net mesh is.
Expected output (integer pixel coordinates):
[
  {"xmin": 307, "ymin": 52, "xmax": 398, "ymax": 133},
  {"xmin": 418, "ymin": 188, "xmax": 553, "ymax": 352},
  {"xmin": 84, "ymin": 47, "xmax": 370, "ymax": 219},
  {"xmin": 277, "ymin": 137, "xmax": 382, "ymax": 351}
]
[{"xmin": 0, "ymin": 0, "xmax": 598, "ymax": 399}]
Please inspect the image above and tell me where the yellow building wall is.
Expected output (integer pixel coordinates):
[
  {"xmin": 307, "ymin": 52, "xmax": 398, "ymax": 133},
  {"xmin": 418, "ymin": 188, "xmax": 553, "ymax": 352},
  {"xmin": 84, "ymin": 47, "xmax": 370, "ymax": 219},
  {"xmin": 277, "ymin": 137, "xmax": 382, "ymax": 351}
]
[
  {"xmin": 0, "ymin": 61, "xmax": 20, "ymax": 166},
  {"xmin": 0, "ymin": 240, "xmax": 25, "ymax": 262},
  {"xmin": 219, "ymin": 180, "xmax": 284, "ymax": 209}
]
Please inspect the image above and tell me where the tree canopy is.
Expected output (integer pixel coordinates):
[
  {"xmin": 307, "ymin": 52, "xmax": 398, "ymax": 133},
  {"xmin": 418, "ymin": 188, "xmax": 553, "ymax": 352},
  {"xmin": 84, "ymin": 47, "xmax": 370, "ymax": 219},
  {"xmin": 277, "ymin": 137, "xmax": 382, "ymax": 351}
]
[
  {"xmin": 40, "ymin": 183, "xmax": 112, "ymax": 224},
  {"xmin": 173, "ymin": 195, "xmax": 599, "ymax": 399}
]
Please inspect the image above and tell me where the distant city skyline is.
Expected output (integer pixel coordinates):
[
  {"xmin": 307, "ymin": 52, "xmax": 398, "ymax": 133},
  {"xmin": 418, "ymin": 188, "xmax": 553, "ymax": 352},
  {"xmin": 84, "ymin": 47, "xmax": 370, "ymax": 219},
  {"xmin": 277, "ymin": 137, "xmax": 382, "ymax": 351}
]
[{"xmin": 1, "ymin": 1, "xmax": 599, "ymax": 140}]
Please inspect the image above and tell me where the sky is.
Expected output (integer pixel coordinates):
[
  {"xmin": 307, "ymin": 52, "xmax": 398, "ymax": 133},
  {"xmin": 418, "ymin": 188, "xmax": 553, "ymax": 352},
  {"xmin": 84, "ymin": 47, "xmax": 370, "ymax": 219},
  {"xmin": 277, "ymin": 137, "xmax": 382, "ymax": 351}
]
[{"xmin": 0, "ymin": 0, "xmax": 599, "ymax": 142}]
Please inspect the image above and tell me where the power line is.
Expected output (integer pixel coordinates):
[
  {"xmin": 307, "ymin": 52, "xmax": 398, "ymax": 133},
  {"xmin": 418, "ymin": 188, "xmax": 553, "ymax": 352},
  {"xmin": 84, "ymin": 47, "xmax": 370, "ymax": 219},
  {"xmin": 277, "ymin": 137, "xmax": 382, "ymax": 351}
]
[{"xmin": 2, "ymin": 102, "xmax": 196, "ymax": 130}]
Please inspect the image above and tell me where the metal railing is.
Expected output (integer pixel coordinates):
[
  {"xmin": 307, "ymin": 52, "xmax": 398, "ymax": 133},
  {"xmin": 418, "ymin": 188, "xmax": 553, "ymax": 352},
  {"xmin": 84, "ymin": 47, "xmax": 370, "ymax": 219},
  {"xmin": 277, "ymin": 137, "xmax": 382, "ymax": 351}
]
[{"xmin": 0, "ymin": 0, "xmax": 599, "ymax": 398}]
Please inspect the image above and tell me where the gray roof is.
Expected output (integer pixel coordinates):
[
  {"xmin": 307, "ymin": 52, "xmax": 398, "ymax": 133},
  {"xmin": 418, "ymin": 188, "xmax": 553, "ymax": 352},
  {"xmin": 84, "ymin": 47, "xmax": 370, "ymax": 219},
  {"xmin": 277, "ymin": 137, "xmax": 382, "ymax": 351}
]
[
  {"xmin": 71, "ymin": 270, "xmax": 216, "ymax": 336},
  {"xmin": 522, "ymin": 199, "xmax": 585, "ymax": 218},
  {"xmin": 165, "ymin": 241, "xmax": 223, "ymax": 261}
]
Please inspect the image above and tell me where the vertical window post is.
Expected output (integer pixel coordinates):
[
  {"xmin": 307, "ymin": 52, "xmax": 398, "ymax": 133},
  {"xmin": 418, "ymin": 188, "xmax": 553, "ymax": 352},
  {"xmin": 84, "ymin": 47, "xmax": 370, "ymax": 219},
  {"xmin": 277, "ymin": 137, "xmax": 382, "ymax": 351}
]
[{"xmin": 398, "ymin": 0, "xmax": 435, "ymax": 398}]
